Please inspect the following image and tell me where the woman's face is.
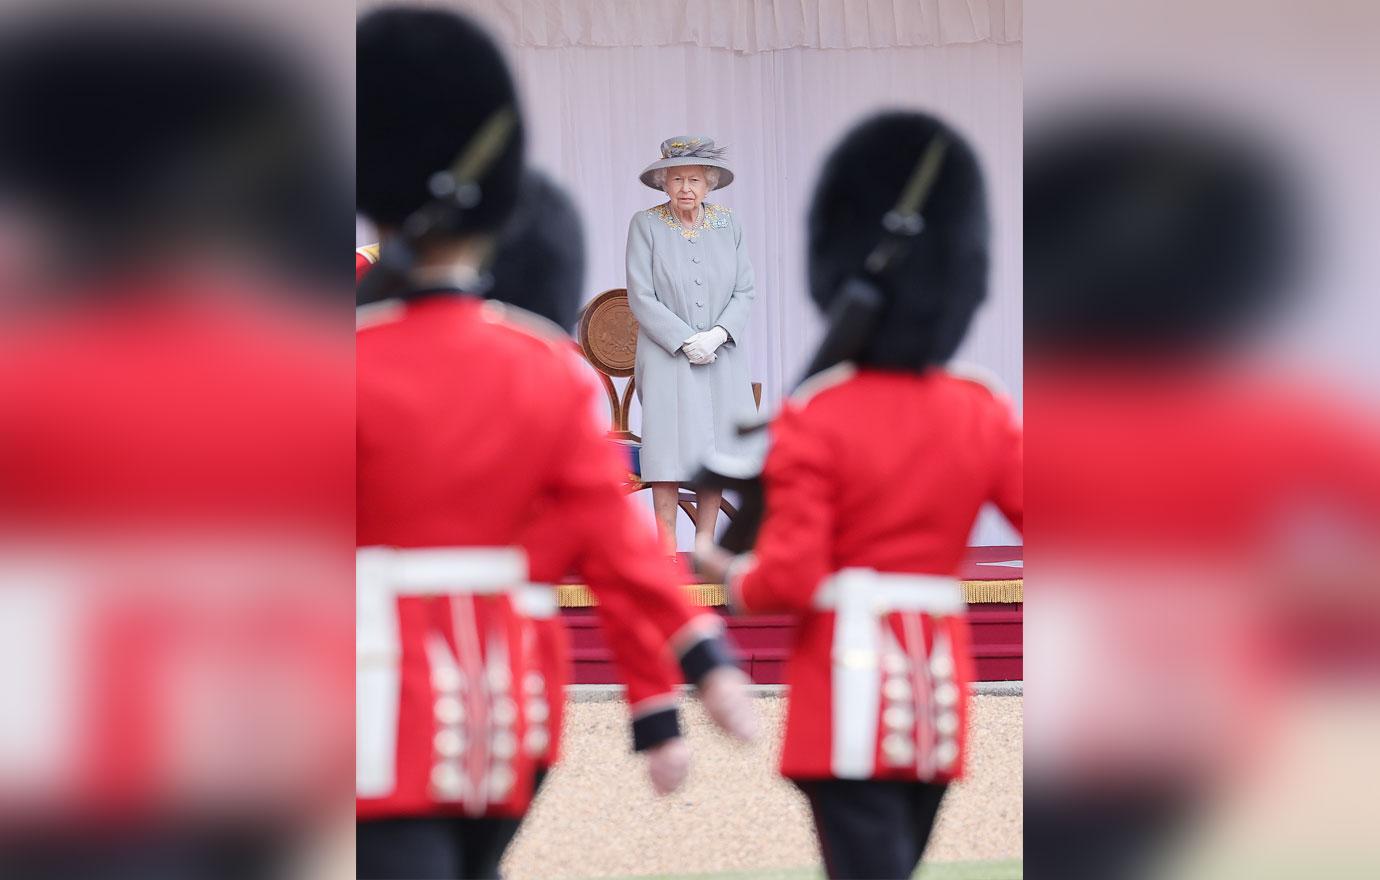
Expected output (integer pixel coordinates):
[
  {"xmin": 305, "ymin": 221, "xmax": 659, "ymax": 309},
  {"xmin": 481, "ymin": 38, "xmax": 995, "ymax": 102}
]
[{"xmin": 663, "ymin": 165, "xmax": 710, "ymax": 214}]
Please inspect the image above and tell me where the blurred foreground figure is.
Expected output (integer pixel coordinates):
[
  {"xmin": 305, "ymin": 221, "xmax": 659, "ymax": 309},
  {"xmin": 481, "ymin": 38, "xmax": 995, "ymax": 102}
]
[
  {"xmin": 696, "ymin": 112, "xmax": 1021, "ymax": 880},
  {"xmin": 485, "ymin": 170, "xmax": 587, "ymax": 332},
  {"xmin": 0, "ymin": 10, "xmax": 353, "ymax": 880},
  {"xmin": 355, "ymin": 9, "xmax": 754, "ymax": 879},
  {"xmin": 358, "ymin": 169, "xmax": 586, "ymax": 332},
  {"xmin": 1025, "ymin": 110, "xmax": 1380, "ymax": 879}
]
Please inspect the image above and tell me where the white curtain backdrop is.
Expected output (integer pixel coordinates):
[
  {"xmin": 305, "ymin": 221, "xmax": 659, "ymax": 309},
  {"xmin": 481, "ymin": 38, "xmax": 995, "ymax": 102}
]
[
  {"xmin": 392, "ymin": 0, "xmax": 1021, "ymax": 50},
  {"xmin": 357, "ymin": 1, "xmax": 1023, "ymax": 544}
]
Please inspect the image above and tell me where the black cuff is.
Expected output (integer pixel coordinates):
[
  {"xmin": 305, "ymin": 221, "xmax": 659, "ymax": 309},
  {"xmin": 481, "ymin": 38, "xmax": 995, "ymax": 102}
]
[
  {"xmin": 631, "ymin": 706, "xmax": 682, "ymax": 752},
  {"xmin": 679, "ymin": 634, "xmax": 737, "ymax": 686}
]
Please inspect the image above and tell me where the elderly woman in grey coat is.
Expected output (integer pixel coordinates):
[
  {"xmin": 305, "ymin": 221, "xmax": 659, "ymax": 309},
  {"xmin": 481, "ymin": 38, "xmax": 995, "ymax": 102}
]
[{"xmin": 626, "ymin": 136, "xmax": 757, "ymax": 550}]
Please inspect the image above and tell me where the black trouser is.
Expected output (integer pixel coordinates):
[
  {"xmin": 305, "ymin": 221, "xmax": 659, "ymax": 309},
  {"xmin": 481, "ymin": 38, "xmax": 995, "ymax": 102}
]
[
  {"xmin": 793, "ymin": 778, "xmax": 949, "ymax": 880},
  {"xmin": 1024, "ymin": 787, "xmax": 1194, "ymax": 880},
  {"xmin": 356, "ymin": 769, "xmax": 546, "ymax": 880},
  {"xmin": 2, "ymin": 824, "xmax": 288, "ymax": 880}
]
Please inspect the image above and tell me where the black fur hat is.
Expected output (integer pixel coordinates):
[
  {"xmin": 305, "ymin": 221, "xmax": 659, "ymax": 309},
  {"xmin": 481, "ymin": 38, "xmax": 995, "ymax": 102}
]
[
  {"xmin": 1025, "ymin": 109, "xmax": 1297, "ymax": 350},
  {"xmin": 487, "ymin": 170, "xmax": 585, "ymax": 332},
  {"xmin": 0, "ymin": 13, "xmax": 348, "ymax": 283},
  {"xmin": 357, "ymin": 7, "xmax": 524, "ymax": 236},
  {"xmin": 807, "ymin": 111, "xmax": 989, "ymax": 371}
]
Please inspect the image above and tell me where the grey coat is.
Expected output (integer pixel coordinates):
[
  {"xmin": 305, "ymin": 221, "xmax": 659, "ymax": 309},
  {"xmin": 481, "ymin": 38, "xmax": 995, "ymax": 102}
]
[{"xmin": 625, "ymin": 201, "xmax": 757, "ymax": 482}]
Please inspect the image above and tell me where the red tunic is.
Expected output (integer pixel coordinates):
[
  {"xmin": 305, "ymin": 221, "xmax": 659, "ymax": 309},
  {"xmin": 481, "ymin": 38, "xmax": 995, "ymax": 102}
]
[
  {"xmin": 0, "ymin": 280, "xmax": 353, "ymax": 825},
  {"xmin": 357, "ymin": 293, "xmax": 718, "ymax": 820},
  {"xmin": 1024, "ymin": 360, "xmax": 1380, "ymax": 784},
  {"xmin": 729, "ymin": 365, "xmax": 1022, "ymax": 782}
]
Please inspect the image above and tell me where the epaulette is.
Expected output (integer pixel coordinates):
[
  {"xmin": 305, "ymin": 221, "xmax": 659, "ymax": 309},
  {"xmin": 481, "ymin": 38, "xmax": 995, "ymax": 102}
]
[
  {"xmin": 478, "ymin": 299, "xmax": 570, "ymax": 353},
  {"xmin": 789, "ymin": 361, "xmax": 857, "ymax": 407},
  {"xmin": 946, "ymin": 361, "xmax": 1011, "ymax": 401},
  {"xmin": 356, "ymin": 298, "xmax": 405, "ymax": 331}
]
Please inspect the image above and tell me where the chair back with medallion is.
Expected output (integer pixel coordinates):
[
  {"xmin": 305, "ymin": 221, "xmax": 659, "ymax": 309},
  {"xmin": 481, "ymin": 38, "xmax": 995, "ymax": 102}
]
[{"xmin": 577, "ymin": 288, "xmax": 641, "ymax": 441}]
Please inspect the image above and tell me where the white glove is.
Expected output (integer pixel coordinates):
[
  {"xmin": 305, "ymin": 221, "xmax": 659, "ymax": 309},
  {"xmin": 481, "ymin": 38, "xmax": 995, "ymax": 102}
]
[
  {"xmin": 682, "ymin": 326, "xmax": 729, "ymax": 364},
  {"xmin": 645, "ymin": 736, "xmax": 691, "ymax": 794},
  {"xmin": 681, "ymin": 339, "xmax": 716, "ymax": 365}
]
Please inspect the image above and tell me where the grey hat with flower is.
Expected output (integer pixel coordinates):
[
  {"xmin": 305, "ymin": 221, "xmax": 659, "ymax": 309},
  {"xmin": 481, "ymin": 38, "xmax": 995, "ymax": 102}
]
[{"xmin": 638, "ymin": 135, "xmax": 734, "ymax": 190}]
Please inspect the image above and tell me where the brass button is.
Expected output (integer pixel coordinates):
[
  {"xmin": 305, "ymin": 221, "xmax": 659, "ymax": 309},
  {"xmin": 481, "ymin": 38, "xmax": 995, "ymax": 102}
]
[
  {"xmin": 934, "ymin": 739, "xmax": 959, "ymax": 769},
  {"xmin": 433, "ymin": 728, "xmax": 466, "ymax": 758},
  {"xmin": 882, "ymin": 733, "xmax": 914, "ymax": 766},
  {"xmin": 525, "ymin": 727, "xmax": 550, "ymax": 757},
  {"xmin": 935, "ymin": 712, "xmax": 960, "ymax": 736},
  {"xmin": 934, "ymin": 683, "xmax": 959, "ymax": 707},
  {"xmin": 431, "ymin": 666, "xmax": 462, "ymax": 693},
  {"xmin": 434, "ymin": 696, "xmax": 464, "ymax": 725},
  {"xmin": 430, "ymin": 762, "xmax": 464, "ymax": 798},
  {"xmin": 488, "ymin": 765, "xmax": 515, "ymax": 799},
  {"xmin": 491, "ymin": 697, "xmax": 517, "ymax": 726},
  {"xmin": 490, "ymin": 731, "xmax": 517, "ymax": 759},
  {"xmin": 883, "ymin": 705, "xmax": 915, "ymax": 731}
]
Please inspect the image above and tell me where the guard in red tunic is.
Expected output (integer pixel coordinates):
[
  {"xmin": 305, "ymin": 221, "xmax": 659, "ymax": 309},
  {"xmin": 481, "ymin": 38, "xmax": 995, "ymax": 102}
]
[
  {"xmin": 1021, "ymin": 111, "xmax": 1380, "ymax": 880},
  {"xmin": 357, "ymin": 10, "xmax": 753, "ymax": 879},
  {"xmin": 0, "ymin": 14, "xmax": 352, "ymax": 879},
  {"xmin": 697, "ymin": 112, "xmax": 1022, "ymax": 880}
]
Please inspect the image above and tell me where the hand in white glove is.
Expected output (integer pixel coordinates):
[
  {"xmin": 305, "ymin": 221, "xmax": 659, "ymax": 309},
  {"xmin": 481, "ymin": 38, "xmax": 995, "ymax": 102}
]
[
  {"xmin": 645, "ymin": 736, "xmax": 691, "ymax": 794},
  {"xmin": 681, "ymin": 340, "xmax": 716, "ymax": 365},
  {"xmin": 682, "ymin": 326, "xmax": 729, "ymax": 365}
]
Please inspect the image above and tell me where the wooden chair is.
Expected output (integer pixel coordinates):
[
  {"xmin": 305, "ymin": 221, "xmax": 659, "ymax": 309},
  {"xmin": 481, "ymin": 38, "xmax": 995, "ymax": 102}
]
[{"xmin": 577, "ymin": 288, "xmax": 761, "ymax": 529}]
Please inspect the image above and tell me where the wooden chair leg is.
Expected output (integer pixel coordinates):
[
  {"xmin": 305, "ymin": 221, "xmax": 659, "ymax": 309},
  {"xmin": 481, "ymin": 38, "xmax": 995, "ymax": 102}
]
[
  {"xmin": 676, "ymin": 497, "xmax": 699, "ymax": 526},
  {"xmin": 680, "ymin": 489, "xmax": 738, "ymax": 531}
]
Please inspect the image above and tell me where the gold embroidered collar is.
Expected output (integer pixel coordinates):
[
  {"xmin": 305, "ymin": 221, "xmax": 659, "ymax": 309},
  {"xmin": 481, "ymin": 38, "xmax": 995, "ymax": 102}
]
[{"xmin": 649, "ymin": 202, "xmax": 730, "ymax": 240}]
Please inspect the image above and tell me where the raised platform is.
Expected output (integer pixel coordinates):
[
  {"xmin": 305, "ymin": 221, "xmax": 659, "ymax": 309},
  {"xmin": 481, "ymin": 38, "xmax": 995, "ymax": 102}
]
[{"xmin": 559, "ymin": 546, "xmax": 1023, "ymax": 684}]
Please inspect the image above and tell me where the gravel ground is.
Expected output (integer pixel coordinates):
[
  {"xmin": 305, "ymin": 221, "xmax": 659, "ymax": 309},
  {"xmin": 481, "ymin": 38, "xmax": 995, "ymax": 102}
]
[{"xmin": 500, "ymin": 694, "xmax": 1022, "ymax": 880}]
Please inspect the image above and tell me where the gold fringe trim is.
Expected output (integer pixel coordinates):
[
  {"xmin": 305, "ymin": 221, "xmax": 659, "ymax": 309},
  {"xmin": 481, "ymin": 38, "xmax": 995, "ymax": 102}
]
[
  {"xmin": 555, "ymin": 578, "xmax": 1022, "ymax": 608},
  {"xmin": 959, "ymin": 579, "xmax": 1024, "ymax": 604},
  {"xmin": 554, "ymin": 584, "xmax": 599, "ymax": 608}
]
